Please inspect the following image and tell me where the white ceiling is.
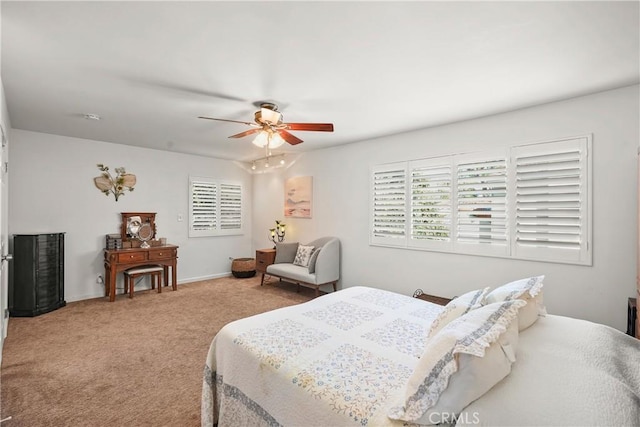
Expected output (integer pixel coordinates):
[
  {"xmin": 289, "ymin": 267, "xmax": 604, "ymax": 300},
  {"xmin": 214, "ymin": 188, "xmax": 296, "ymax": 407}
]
[{"xmin": 2, "ymin": 1, "xmax": 639, "ymax": 162}]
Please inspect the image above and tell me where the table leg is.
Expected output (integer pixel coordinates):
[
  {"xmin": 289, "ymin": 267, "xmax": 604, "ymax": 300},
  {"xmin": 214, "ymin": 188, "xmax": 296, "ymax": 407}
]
[
  {"xmin": 163, "ymin": 265, "xmax": 169, "ymax": 287},
  {"xmin": 104, "ymin": 263, "xmax": 110, "ymax": 297},
  {"xmin": 109, "ymin": 265, "xmax": 117, "ymax": 302},
  {"xmin": 171, "ymin": 262, "xmax": 177, "ymax": 291}
]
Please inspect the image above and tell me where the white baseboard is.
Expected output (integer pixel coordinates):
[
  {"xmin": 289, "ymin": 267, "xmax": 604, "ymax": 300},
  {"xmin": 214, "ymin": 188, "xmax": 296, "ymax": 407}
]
[
  {"xmin": 178, "ymin": 272, "xmax": 232, "ymax": 284},
  {"xmin": 66, "ymin": 272, "xmax": 234, "ymax": 302}
]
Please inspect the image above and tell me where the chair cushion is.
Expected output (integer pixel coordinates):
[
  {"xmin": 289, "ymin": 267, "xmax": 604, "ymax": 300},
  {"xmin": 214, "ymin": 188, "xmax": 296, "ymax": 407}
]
[
  {"xmin": 266, "ymin": 263, "xmax": 316, "ymax": 284},
  {"xmin": 124, "ymin": 266, "xmax": 163, "ymax": 275},
  {"xmin": 274, "ymin": 242, "xmax": 299, "ymax": 264}
]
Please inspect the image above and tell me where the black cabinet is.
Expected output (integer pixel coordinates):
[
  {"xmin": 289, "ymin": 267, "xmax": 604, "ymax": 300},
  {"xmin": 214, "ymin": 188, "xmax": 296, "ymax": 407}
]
[{"xmin": 9, "ymin": 233, "xmax": 66, "ymax": 317}]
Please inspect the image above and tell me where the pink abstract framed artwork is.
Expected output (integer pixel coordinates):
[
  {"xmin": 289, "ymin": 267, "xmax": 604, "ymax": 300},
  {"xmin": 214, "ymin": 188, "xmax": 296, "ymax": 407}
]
[{"xmin": 284, "ymin": 176, "xmax": 312, "ymax": 218}]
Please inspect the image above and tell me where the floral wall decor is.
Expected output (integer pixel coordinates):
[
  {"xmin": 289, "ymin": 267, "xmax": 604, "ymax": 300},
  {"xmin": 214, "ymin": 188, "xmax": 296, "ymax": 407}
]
[{"xmin": 93, "ymin": 164, "xmax": 136, "ymax": 201}]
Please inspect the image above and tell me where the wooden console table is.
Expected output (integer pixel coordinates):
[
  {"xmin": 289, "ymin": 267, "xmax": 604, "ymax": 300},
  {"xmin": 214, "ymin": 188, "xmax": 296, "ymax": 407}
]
[{"xmin": 104, "ymin": 245, "xmax": 178, "ymax": 302}]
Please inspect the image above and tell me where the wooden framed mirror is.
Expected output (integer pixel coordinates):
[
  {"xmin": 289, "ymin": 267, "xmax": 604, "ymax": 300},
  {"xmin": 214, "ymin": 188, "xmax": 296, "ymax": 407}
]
[{"xmin": 120, "ymin": 212, "xmax": 156, "ymax": 244}]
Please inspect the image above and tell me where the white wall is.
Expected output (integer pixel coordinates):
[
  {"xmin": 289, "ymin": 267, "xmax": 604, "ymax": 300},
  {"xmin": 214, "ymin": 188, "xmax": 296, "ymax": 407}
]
[
  {"xmin": 0, "ymin": 0, "xmax": 6, "ymax": 362},
  {"xmin": 5, "ymin": 85, "xmax": 637, "ymax": 330},
  {"xmin": 9, "ymin": 130, "xmax": 253, "ymax": 301},
  {"xmin": 0, "ymin": 60, "xmax": 12, "ymax": 361},
  {"xmin": 253, "ymin": 85, "xmax": 639, "ymax": 331}
]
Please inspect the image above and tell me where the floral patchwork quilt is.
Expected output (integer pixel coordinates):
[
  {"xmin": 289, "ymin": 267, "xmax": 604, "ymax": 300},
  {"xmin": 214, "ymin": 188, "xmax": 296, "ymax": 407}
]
[{"xmin": 201, "ymin": 286, "xmax": 444, "ymax": 427}]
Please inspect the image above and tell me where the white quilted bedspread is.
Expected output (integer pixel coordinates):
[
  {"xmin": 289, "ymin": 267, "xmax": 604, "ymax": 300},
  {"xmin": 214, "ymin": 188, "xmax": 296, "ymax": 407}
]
[
  {"xmin": 201, "ymin": 286, "xmax": 640, "ymax": 427},
  {"xmin": 456, "ymin": 314, "xmax": 640, "ymax": 427},
  {"xmin": 201, "ymin": 286, "xmax": 444, "ymax": 427}
]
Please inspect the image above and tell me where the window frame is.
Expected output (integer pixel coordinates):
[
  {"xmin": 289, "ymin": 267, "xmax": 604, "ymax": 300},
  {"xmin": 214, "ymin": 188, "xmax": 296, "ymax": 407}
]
[{"xmin": 369, "ymin": 135, "xmax": 592, "ymax": 266}]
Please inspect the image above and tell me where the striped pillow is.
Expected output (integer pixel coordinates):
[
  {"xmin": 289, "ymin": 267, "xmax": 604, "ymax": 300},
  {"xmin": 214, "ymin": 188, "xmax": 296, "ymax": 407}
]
[
  {"xmin": 426, "ymin": 288, "xmax": 489, "ymax": 339},
  {"xmin": 389, "ymin": 299, "xmax": 526, "ymax": 424},
  {"xmin": 485, "ymin": 275, "xmax": 546, "ymax": 331}
]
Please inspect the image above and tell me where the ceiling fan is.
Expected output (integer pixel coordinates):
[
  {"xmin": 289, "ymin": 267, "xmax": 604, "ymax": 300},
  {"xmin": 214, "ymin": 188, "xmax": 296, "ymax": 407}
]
[{"xmin": 198, "ymin": 102, "xmax": 334, "ymax": 148}]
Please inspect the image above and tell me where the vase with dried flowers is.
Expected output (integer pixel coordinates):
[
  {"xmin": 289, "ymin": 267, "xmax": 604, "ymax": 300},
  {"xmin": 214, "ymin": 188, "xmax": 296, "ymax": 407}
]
[{"xmin": 93, "ymin": 164, "xmax": 136, "ymax": 201}]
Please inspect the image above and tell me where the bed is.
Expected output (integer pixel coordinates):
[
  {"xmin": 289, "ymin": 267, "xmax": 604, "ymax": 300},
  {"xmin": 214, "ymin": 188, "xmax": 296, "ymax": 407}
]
[{"xmin": 201, "ymin": 285, "xmax": 640, "ymax": 426}]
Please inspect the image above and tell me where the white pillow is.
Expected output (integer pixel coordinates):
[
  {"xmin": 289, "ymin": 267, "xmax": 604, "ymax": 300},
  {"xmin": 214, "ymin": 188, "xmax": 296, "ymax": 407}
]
[
  {"xmin": 388, "ymin": 299, "xmax": 526, "ymax": 424},
  {"xmin": 293, "ymin": 245, "xmax": 315, "ymax": 267},
  {"xmin": 485, "ymin": 275, "xmax": 546, "ymax": 331},
  {"xmin": 426, "ymin": 288, "xmax": 490, "ymax": 339}
]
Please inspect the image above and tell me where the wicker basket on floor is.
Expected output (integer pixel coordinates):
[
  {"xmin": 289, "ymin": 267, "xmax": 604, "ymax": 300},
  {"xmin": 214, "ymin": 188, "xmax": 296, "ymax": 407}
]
[{"xmin": 231, "ymin": 257, "xmax": 256, "ymax": 278}]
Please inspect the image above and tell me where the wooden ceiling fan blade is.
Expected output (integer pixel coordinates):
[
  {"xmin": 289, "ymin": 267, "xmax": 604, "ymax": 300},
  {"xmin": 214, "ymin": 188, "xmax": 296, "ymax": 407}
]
[
  {"xmin": 278, "ymin": 130, "xmax": 304, "ymax": 145},
  {"xmin": 284, "ymin": 123, "xmax": 334, "ymax": 132},
  {"xmin": 198, "ymin": 116, "xmax": 256, "ymax": 126},
  {"xmin": 229, "ymin": 129, "xmax": 261, "ymax": 139}
]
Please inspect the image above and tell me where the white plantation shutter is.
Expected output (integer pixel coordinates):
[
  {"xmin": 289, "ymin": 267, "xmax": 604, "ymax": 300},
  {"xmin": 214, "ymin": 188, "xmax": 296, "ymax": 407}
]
[
  {"xmin": 189, "ymin": 177, "xmax": 243, "ymax": 237},
  {"xmin": 511, "ymin": 137, "xmax": 590, "ymax": 264},
  {"xmin": 409, "ymin": 158, "xmax": 452, "ymax": 250},
  {"xmin": 219, "ymin": 183, "xmax": 242, "ymax": 231},
  {"xmin": 190, "ymin": 179, "xmax": 217, "ymax": 234},
  {"xmin": 455, "ymin": 154, "xmax": 508, "ymax": 255},
  {"xmin": 371, "ymin": 163, "xmax": 407, "ymax": 246}
]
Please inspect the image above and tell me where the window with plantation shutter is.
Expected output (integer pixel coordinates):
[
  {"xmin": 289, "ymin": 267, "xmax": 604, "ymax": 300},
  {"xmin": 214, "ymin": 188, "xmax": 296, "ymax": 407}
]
[
  {"xmin": 189, "ymin": 177, "xmax": 243, "ymax": 237},
  {"xmin": 409, "ymin": 158, "xmax": 452, "ymax": 250},
  {"xmin": 455, "ymin": 154, "xmax": 508, "ymax": 256},
  {"xmin": 370, "ymin": 135, "xmax": 591, "ymax": 265},
  {"xmin": 511, "ymin": 137, "xmax": 590, "ymax": 264},
  {"xmin": 370, "ymin": 163, "xmax": 407, "ymax": 246}
]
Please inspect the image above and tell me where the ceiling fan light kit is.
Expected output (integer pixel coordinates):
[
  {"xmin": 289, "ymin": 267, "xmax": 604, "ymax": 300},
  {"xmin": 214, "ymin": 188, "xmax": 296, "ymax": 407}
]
[
  {"xmin": 251, "ymin": 132, "xmax": 269, "ymax": 148},
  {"xmin": 269, "ymin": 133, "xmax": 285, "ymax": 148},
  {"xmin": 251, "ymin": 130, "xmax": 285, "ymax": 149}
]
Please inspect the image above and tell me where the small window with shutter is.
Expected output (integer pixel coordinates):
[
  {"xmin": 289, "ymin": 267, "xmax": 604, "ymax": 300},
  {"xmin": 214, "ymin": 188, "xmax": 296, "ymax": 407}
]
[{"xmin": 189, "ymin": 177, "xmax": 243, "ymax": 237}]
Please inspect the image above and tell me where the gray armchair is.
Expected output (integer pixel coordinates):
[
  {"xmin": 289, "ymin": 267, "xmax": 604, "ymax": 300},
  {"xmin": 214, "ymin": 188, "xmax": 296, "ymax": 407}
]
[{"xmin": 265, "ymin": 237, "xmax": 340, "ymax": 297}]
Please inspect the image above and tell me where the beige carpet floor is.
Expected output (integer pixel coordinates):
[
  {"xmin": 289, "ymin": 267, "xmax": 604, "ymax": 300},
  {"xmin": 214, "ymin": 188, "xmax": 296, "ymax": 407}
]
[{"xmin": 0, "ymin": 276, "xmax": 315, "ymax": 426}]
